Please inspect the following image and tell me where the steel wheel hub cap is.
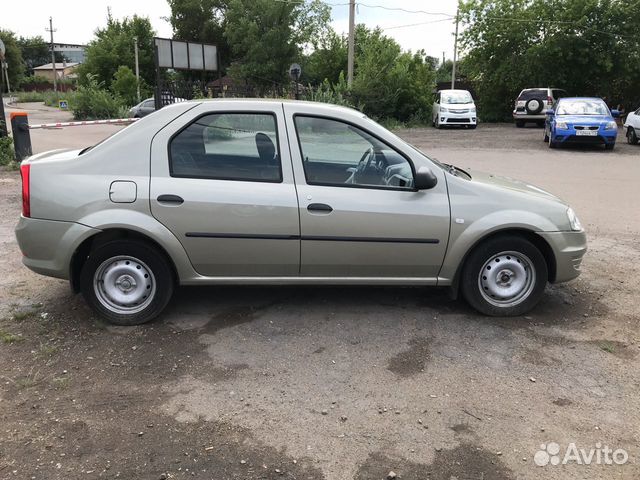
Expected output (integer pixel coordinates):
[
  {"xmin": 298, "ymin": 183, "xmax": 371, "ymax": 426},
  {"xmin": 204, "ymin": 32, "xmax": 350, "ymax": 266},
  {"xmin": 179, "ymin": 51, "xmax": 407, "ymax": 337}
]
[
  {"xmin": 94, "ymin": 256, "xmax": 156, "ymax": 314},
  {"xmin": 478, "ymin": 251, "xmax": 536, "ymax": 307}
]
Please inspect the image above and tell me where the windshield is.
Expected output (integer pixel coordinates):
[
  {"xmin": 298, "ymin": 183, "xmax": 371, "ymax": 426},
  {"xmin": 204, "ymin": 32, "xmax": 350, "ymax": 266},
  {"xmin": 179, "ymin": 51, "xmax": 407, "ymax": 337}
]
[
  {"xmin": 441, "ymin": 91, "xmax": 473, "ymax": 104},
  {"xmin": 557, "ymin": 100, "xmax": 609, "ymax": 116}
]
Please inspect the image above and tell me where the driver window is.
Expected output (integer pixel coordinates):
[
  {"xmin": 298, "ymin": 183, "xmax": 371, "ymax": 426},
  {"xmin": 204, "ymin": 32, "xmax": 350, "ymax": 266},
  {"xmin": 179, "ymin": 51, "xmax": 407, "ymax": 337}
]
[{"xmin": 294, "ymin": 116, "xmax": 414, "ymax": 190}]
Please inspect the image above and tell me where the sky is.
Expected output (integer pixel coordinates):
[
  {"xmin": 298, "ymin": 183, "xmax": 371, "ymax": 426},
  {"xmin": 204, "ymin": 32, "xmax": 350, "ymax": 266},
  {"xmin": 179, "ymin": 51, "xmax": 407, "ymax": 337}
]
[{"xmin": 2, "ymin": 0, "xmax": 460, "ymax": 61}]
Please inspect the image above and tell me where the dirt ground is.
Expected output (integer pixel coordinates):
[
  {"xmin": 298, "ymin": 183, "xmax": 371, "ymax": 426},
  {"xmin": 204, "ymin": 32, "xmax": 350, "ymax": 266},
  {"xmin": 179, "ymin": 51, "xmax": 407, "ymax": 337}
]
[{"xmin": 1, "ymin": 104, "xmax": 639, "ymax": 480}]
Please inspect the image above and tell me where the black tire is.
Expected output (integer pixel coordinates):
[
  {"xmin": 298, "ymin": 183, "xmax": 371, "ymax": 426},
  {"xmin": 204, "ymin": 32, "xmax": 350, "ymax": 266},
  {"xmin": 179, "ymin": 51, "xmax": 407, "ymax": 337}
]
[
  {"xmin": 460, "ymin": 235, "xmax": 548, "ymax": 317},
  {"xmin": 80, "ymin": 240, "xmax": 174, "ymax": 325},
  {"xmin": 605, "ymin": 142, "xmax": 615, "ymax": 151},
  {"xmin": 627, "ymin": 127, "xmax": 638, "ymax": 145},
  {"xmin": 543, "ymin": 126, "xmax": 549, "ymax": 142},
  {"xmin": 469, "ymin": 124, "xmax": 477, "ymax": 129},
  {"xmin": 536, "ymin": 120, "xmax": 545, "ymax": 127},
  {"xmin": 515, "ymin": 120, "xmax": 525, "ymax": 128}
]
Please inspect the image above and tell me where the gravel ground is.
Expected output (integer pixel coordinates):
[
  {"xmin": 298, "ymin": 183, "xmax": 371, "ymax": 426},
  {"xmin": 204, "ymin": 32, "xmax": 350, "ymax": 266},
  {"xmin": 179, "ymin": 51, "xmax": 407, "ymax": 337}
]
[{"xmin": 1, "ymin": 104, "xmax": 639, "ymax": 480}]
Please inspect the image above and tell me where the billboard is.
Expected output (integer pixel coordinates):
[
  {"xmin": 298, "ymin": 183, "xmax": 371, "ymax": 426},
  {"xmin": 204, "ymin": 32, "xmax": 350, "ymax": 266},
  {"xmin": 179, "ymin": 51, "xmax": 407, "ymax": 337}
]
[{"xmin": 154, "ymin": 37, "xmax": 218, "ymax": 72}]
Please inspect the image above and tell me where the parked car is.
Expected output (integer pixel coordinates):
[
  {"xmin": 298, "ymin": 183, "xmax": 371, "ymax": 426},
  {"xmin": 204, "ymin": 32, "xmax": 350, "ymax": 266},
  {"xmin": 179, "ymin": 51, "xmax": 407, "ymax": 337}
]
[
  {"xmin": 544, "ymin": 97, "xmax": 619, "ymax": 150},
  {"xmin": 432, "ymin": 89, "xmax": 477, "ymax": 128},
  {"xmin": 16, "ymin": 100, "xmax": 586, "ymax": 325},
  {"xmin": 128, "ymin": 98, "xmax": 156, "ymax": 118},
  {"xmin": 623, "ymin": 106, "xmax": 640, "ymax": 145},
  {"xmin": 513, "ymin": 87, "xmax": 568, "ymax": 127},
  {"xmin": 128, "ymin": 96, "xmax": 189, "ymax": 118}
]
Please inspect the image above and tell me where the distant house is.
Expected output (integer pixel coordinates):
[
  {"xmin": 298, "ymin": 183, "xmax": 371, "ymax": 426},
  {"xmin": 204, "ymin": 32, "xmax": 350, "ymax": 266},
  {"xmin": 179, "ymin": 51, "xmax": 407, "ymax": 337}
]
[{"xmin": 33, "ymin": 62, "xmax": 80, "ymax": 81}]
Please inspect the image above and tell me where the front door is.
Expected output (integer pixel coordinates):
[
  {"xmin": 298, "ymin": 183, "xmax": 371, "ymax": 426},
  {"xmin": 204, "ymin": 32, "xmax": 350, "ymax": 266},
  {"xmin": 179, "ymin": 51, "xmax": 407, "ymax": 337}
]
[
  {"xmin": 150, "ymin": 103, "xmax": 300, "ymax": 276},
  {"xmin": 284, "ymin": 109, "xmax": 450, "ymax": 279}
]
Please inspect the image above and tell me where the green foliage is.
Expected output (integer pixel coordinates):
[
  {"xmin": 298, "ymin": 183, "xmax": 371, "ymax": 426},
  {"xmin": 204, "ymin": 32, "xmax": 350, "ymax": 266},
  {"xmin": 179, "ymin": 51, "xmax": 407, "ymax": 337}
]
[
  {"xmin": 0, "ymin": 30, "xmax": 25, "ymax": 90},
  {"xmin": 224, "ymin": 0, "xmax": 331, "ymax": 85},
  {"xmin": 166, "ymin": 0, "xmax": 231, "ymax": 68},
  {"xmin": 72, "ymin": 75, "xmax": 124, "ymax": 120},
  {"xmin": 0, "ymin": 136, "xmax": 16, "ymax": 167},
  {"xmin": 303, "ymin": 29, "xmax": 348, "ymax": 85},
  {"xmin": 112, "ymin": 66, "xmax": 139, "ymax": 107},
  {"xmin": 16, "ymin": 36, "xmax": 55, "ymax": 76},
  {"xmin": 304, "ymin": 73, "xmax": 354, "ymax": 108},
  {"xmin": 460, "ymin": 0, "xmax": 640, "ymax": 121},
  {"xmin": 351, "ymin": 26, "xmax": 435, "ymax": 123},
  {"xmin": 77, "ymin": 15, "xmax": 156, "ymax": 89}
]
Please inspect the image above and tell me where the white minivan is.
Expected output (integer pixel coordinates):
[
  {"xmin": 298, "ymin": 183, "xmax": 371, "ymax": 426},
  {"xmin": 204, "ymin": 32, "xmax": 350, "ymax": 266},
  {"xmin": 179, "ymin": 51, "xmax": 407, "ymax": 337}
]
[{"xmin": 432, "ymin": 89, "xmax": 477, "ymax": 129}]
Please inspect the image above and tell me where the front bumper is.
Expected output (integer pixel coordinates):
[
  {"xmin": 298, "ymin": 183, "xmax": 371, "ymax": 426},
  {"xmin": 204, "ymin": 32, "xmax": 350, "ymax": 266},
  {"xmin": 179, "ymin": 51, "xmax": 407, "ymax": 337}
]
[
  {"xmin": 440, "ymin": 111, "xmax": 477, "ymax": 125},
  {"xmin": 15, "ymin": 216, "xmax": 101, "ymax": 280},
  {"xmin": 553, "ymin": 128, "xmax": 617, "ymax": 145},
  {"xmin": 537, "ymin": 230, "xmax": 587, "ymax": 283}
]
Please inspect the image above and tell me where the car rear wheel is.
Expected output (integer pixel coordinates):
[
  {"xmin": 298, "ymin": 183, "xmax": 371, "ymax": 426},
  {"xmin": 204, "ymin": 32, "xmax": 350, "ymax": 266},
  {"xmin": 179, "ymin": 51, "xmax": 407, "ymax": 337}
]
[
  {"xmin": 80, "ymin": 240, "xmax": 174, "ymax": 325},
  {"xmin": 461, "ymin": 235, "xmax": 548, "ymax": 316},
  {"xmin": 627, "ymin": 127, "xmax": 638, "ymax": 145},
  {"xmin": 515, "ymin": 120, "xmax": 524, "ymax": 128}
]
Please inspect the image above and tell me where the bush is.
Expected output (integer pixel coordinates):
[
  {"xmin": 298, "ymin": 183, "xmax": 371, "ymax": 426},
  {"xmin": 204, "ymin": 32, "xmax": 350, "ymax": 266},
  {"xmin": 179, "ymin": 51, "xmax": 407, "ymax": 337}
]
[
  {"xmin": 0, "ymin": 136, "xmax": 16, "ymax": 167},
  {"xmin": 72, "ymin": 74, "xmax": 124, "ymax": 120},
  {"xmin": 112, "ymin": 66, "xmax": 139, "ymax": 107},
  {"xmin": 304, "ymin": 73, "xmax": 355, "ymax": 108}
]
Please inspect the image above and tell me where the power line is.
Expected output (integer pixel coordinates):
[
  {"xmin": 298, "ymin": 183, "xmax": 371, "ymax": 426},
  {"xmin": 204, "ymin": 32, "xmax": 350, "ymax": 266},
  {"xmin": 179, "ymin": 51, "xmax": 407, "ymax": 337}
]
[{"xmin": 381, "ymin": 17, "xmax": 453, "ymax": 31}]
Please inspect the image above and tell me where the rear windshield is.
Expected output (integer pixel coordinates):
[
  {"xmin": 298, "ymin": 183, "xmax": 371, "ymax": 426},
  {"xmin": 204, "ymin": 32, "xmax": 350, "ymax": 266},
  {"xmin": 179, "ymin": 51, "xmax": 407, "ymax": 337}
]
[
  {"xmin": 518, "ymin": 89, "xmax": 547, "ymax": 100},
  {"xmin": 557, "ymin": 100, "xmax": 609, "ymax": 116}
]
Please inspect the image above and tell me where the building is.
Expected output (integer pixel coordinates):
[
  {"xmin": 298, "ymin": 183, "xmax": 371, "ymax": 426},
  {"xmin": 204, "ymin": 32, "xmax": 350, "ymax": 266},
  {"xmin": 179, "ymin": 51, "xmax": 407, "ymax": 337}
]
[
  {"xmin": 53, "ymin": 43, "xmax": 86, "ymax": 64},
  {"xmin": 33, "ymin": 62, "xmax": 80, "ymax": 81}
]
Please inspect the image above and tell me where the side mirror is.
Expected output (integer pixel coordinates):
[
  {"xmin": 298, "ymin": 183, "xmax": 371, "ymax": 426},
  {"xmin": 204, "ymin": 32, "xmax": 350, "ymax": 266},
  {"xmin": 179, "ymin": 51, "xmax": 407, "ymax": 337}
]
[
  {"xmin": 611, "ymin": 109, "xmax": 620, "ymax": 118},
  {"xmin": 415, "ymin": 166, "xmax": 438, "ymax": 190},
  {"xmin": 545, "ymin": 109, "xmax": 554, "ymax": 115}
]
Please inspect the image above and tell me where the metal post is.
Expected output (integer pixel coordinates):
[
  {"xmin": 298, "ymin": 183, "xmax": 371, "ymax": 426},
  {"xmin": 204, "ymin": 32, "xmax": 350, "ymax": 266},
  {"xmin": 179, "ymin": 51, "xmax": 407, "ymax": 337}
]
[
  {"xmin": 47, "ymin": 17, "xmax": 57, "ymax": 92},
  {"xmin": 451, "ymin": 6, "xmax": 459, "ymax": 90},
  {"xmin": 153, "ymin": 42, "xmax": 162, "ymax": 110},
  {"xmin": 3, "ymin": 62, "xmax": 10, "ymax": 96},
  {"xmin": 133, "ymin": 36, "xmax": 141, "ymax": 103},
  {"xmin": 347, "ymin": 0, "xmax": 355, "ymax": 87},
  {"xmin": 0, "ymin": 63, "xmax": 6, "ymax": 137}
]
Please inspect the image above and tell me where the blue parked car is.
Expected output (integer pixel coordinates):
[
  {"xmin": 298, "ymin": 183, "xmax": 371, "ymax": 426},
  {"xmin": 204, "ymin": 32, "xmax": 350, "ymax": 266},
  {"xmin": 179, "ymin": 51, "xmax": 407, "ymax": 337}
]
[{"xmin": 544, "ymin": 97, "xmax": 620, "ymax": 150}]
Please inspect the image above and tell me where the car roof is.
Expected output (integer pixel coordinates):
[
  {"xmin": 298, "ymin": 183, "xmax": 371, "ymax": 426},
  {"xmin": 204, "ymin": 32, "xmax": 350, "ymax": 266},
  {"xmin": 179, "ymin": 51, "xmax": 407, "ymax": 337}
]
[
  {"xmin": 164, "ymin": 97, "xmax": 364, "ymax": 114},
  {"xmin": 438, "ymin": 89, "xmax": 470, "ymax": 93},
  {"xmin": 558, "ymin": 97, "xmax": 605, "ymax": 102}
]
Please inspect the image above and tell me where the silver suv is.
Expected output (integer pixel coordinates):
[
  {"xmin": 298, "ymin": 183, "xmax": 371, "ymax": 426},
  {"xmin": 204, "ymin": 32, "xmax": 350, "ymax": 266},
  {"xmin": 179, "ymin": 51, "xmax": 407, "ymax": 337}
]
[{"xmin": 513, "ymin": 88, "xmax": 568, "ymax": 127}]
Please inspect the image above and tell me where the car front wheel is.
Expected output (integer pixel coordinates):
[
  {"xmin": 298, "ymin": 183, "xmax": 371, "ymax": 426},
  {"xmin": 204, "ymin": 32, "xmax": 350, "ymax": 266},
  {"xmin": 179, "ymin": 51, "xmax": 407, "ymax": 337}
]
[
  {"xmin": 461, "ymin": 235, "xmax": 548, "ymax": 316},
  {"xmin": 626, "ymin": 127, "xmax": 638, "ymax": 145},
  {"xmin": 80, "ymin": 240, "xmax": 174, "ymax": 325}
]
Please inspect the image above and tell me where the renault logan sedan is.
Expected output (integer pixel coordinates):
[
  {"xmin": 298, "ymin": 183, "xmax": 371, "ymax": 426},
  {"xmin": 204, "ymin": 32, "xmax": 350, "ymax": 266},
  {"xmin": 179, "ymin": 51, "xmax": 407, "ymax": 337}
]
[{"xmin": 16, "ymin": 100, "xmax": 587, "ymax": 325}]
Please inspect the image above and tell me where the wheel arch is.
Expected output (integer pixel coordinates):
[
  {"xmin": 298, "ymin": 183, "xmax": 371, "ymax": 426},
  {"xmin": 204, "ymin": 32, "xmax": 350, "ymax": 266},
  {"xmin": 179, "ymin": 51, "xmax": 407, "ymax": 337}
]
[
  {"xmin": 70, "ymin": 228, "xmax": 179, "ymax": 293},
  {"xmin": 447, "ymin": 228, "xmax": 557, "ymax": 299}
]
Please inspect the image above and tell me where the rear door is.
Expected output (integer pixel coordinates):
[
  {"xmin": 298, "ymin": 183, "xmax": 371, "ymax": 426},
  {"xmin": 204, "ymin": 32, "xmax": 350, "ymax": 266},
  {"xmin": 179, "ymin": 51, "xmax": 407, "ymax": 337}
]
[
  {"xmin": 149, "ymin": 102, "xmax": 300, "ymax": 276},
  {"xmin": 284, "ymin": 105, "xmax": 450, "ymax": 279}
]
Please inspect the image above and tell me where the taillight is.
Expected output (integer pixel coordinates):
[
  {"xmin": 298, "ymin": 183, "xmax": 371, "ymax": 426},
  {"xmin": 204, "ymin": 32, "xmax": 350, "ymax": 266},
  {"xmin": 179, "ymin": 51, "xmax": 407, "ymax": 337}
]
[
  {"xmin": 20, "ymin": 164, "xmax": 30, "ymax": 218},
  {"xmin": 547, "ymin": 96, "xmax": 553, "ymax": 105}
]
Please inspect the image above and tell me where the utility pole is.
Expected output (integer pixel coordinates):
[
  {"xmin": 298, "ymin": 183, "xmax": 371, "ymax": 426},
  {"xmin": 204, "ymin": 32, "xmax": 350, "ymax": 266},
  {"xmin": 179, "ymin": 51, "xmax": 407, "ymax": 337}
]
[
  {"xmin": 451, "ymin": 5, "xmax": 459, "ymax": 89},
  {"xmin": 0, "ymin": 40, "xmax": 6, "ymax": 137},
  {"xmin": 133, "ymin": 37, "xmax": 141, "ymax": 103},
  {"xmin": 46, "ymin": 17, "xmax": 57, "ymax": 92},
  {"xmin": 347, "ymin": 0, "xmax": 355, "ymax": 87}
]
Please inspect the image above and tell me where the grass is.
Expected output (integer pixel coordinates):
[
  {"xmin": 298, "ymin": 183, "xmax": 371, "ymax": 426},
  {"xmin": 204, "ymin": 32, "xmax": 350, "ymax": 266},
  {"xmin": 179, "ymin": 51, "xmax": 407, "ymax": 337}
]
[
  {"xmin": 12, "ymin": 310, "xmax": 37, "ymax": 323},
  {"xmin": 600, "ymin": 342, "xmax": 616, "ymax": 354},
  {"xmin": 51, "ymin": 376, "xmax": 71, "ymax": 389},
  {"xmin": 0, "ymin": 329, "xmax": 24, "ymax": 344}
]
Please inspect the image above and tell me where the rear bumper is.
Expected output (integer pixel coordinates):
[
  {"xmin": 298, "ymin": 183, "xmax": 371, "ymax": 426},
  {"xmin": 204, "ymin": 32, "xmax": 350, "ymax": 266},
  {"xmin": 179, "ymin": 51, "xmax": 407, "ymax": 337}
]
[
  {"xmin": 537, "ymin": 231, "xmax": 587, "ymax": 283},
  {"xmin": 15, "ymin": 216, "xmax": 100, "ymax": 280},
  {"xmin": 513, "ymin": 112, "xmax": 546, "ymax": 121}
]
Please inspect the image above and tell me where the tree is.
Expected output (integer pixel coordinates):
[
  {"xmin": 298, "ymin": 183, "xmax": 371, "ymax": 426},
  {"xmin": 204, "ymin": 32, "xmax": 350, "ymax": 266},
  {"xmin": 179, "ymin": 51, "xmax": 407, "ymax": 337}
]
[
  {"xmin": 17, "ymin": 36, "xmax": 50, "ymax": 76},
  {"xmin": 77, "ymin": 15, "xmax": 156, "ymax": 89},
  {"xmin": 166, "ymin": 0, "xmax": 231, "ymax": 69},
  {"xmin": 112, "ymin": 66, "xmax": 139, "ymax": 106},
  {"xmin": 350, "ymin": 26, "xmax": 436, "ymax": 122},
  {"xmin": 224, "ymin": 0, "xmax": 331, "ymax": 85},
  {"xmin": 303, "ymin": 29, "xmax": 347, "ymax": 85},
  {"xmin": 460, "ymin": 0, "xmax": 640, "ymax": 120},
  {"xmin": 0, "ymin": 30, "xmax": 25, "ymax": 91}
]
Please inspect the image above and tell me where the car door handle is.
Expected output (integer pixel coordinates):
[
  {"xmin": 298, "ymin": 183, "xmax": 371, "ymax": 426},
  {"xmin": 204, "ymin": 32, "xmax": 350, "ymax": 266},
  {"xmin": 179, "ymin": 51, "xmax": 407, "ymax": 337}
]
[
  {"xmin": 307, "ymin": 203, "xmax": 333, "ymax": 213},
  {"xmin": 157, "ymin": 194, "xmax": 184, "ymax": 205}
]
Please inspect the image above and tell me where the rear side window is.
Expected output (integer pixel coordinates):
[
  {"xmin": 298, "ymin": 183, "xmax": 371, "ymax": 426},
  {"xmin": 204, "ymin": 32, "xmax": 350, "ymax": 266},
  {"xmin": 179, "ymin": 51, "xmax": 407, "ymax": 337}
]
[{"xmin": 169, "ymin": 113, "xmax": 281, "ymax": 182}]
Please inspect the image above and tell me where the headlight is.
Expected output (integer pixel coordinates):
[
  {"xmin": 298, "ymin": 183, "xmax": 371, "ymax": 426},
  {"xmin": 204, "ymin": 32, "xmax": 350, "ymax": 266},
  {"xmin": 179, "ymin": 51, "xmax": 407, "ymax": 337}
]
[
  {"xmin": 567, "ymin": 207, "xmax": 583, "ymax": 231},
  {"xmin": 556, "ymin": 121, "xmax": 568, "ymax": 130},
  {"xmin": 440, "ymin": 107, "xmax": 448, "ymax": 113},
  {"xmin": 470, "ymin": 107, "xmax": 477, "ymax": 113},
  {"xmin": 604, "ymin": 121, "xmax": 617, "ymax": 130}
]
